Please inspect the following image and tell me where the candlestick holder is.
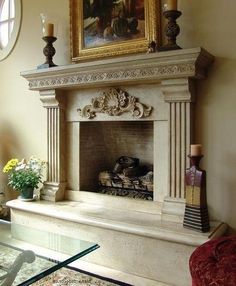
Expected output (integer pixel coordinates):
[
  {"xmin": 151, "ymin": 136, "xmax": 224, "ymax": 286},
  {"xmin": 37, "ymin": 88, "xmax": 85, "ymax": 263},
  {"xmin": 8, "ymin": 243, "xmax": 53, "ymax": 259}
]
[
  {"xmin": 37, "ymin": 36, "xmax": 57, "ymax": 69},
  {"xmin": 158, "ymin": 10, "xmax": 182, "ymax": 51},
  {"xmin": 183, "ymin": 155, "xmax": 210, "ymax": 232}
]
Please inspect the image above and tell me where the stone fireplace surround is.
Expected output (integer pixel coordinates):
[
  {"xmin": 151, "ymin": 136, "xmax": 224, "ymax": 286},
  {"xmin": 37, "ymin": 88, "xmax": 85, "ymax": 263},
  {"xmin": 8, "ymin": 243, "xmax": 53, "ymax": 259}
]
[
  {"xmin": 7, "ymin": 48, "xmax": 228, "ymax": 286},
  {"xmin": 24, "ymin": 47, "xmax": 212, "ymax": 208}
]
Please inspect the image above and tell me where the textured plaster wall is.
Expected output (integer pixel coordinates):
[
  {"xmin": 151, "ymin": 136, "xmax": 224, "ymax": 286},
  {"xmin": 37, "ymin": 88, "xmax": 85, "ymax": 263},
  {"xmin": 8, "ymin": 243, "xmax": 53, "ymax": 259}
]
[
  {"xmin": 0, "ymin": 0, "xmax": 70, "ymax": 200},
  {"xmin": 0, "ymin": 0, "xmax": 236, "ymax": 230},
  {"xmin": 178, "ymin": 0, "xmax": 236, "ymax": 230}
]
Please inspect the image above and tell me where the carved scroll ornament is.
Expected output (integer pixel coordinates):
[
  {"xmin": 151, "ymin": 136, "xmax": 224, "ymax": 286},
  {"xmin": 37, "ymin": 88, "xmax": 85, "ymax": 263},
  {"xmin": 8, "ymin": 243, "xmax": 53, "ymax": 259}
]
[{"xmin": 78, "ymin": 88, "xmax": 152, "ymax": 119}]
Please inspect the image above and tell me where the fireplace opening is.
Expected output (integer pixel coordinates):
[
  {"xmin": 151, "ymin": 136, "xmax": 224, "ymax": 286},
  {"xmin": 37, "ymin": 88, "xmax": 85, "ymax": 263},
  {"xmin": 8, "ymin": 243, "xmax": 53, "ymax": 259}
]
[{"xmin": 80, "ymin": 121, "xmax": 154, "ymax": 200}]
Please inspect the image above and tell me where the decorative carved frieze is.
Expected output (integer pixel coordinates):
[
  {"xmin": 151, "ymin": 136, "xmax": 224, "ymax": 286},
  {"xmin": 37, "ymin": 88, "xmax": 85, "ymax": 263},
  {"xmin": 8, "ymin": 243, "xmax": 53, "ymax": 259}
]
[
  {"xmin": 78, "ymin": 88, "xmax": 152, "ymax": 119},
  {"xmin": 28, "ymin": 64, "xmax": 195, "ymax": 90}
]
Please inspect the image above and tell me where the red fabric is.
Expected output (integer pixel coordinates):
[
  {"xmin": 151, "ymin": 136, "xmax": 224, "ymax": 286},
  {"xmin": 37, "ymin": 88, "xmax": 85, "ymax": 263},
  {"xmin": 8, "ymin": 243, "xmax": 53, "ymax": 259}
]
[{"xmin": 189, "ymin": 235, "xmax": 236, "ymax": 286}]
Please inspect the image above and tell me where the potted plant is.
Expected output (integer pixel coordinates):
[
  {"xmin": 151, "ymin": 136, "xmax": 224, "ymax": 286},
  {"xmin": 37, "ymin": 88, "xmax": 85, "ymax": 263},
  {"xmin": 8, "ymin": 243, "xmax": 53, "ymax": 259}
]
[{"xmin": 2, "ymin": 156, "xmax": 46, "ymax": 201}]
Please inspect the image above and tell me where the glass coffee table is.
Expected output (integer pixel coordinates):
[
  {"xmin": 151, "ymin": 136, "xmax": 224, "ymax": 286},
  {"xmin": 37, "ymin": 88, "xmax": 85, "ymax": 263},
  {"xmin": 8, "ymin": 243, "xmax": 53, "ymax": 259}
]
[{"xmin": 0, "ymin": 220, "xmax": 99, "ymax": 286}]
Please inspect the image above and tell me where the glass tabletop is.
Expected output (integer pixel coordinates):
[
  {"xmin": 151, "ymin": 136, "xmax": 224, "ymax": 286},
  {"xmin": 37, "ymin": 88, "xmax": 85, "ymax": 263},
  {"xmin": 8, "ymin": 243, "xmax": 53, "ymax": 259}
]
[{"xmin": 0, "ymin": 220, "xmax": 99, "ymax": 286}]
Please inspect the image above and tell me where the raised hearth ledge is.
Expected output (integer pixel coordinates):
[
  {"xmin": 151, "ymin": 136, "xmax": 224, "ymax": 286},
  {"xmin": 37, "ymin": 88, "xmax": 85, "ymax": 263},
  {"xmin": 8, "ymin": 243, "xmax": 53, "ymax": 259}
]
[
  {"xmin": 7, "ymin": 199, "xmax": 227, "ymax": 247},
  {"xmin": 7, "ymin": 198, "xmax": 228, "ymax": 285}
]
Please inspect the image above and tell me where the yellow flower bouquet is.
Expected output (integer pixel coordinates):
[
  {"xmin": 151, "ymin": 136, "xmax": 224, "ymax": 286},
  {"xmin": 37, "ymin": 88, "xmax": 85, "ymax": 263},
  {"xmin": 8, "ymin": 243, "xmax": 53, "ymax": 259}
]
[{"xmin": 3, "ymin": 156, "xmax": 46, "ymax": 199}]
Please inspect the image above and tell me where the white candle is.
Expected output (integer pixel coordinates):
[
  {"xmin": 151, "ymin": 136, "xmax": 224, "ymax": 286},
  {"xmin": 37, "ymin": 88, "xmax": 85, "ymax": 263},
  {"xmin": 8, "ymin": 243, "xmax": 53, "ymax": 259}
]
[
  {"xmin": 163, "ymin": 0, "xmax": 177, "ymax": 11},
  {"xmin": 45, "ymin": 23, "xmax": 54, "ymax": 37},
  {"xmin": 190, "ymin": 144, "xmax": 202, "ymax": 156}
]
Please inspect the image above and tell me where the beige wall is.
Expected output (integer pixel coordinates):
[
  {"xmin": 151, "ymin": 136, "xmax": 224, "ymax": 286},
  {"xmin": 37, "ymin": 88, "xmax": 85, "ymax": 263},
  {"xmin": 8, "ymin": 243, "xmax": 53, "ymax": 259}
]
[
  {"xmin": 178, "ymin": 0, "xmax": 236, "ymax": 230},
  {"xmin": 0, "ymin": 0, "xmax": 70, "ymax": 200},
  {"xmin": 0, "ymin": 0, "xmax": 236, "ymax": 230}
]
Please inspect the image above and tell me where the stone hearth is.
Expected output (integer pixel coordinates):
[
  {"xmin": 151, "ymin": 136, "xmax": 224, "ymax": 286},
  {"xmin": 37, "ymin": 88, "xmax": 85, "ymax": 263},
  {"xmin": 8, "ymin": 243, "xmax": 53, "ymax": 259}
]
[{"xmin": 7, "ymin": 48, "xmax": 228, "ymax": 286}]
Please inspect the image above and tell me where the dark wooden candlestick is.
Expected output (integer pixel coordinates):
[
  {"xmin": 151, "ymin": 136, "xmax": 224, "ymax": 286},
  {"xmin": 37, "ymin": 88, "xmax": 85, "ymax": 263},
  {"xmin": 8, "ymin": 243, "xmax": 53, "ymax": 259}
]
[
  {"xmin": 158, "ymin": 10, "xmax": 182, "ymax": 51},
  {"xmin": 183, "ymin": 155, "xmax": 210, "ymax": 232},
  {"xmin": 37, "ymin": 36, "xmax": 57, "ymax": 69}
]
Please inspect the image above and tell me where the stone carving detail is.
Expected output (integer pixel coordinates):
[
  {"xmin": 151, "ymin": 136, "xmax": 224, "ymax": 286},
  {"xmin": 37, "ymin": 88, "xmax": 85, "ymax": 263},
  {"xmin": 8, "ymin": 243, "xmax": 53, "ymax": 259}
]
[
  {"xmin": 28, "ymin": 63, "xmax": 195, "ymax": 90},
  {"xmin": 78, "ymin": 88, "xmax": 152, "ymax": 119}
]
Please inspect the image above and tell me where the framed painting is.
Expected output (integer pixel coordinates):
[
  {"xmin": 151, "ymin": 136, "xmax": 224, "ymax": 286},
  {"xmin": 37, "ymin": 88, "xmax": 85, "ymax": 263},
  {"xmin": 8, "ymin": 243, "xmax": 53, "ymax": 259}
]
[{"xmin": 70, "ymin": 0, "xmax": 161, "ymax": 62}]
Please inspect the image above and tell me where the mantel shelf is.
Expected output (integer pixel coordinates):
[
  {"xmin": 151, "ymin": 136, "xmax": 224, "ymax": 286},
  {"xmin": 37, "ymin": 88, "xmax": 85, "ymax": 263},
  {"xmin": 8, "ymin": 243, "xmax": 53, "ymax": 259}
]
[{"xmin": 21, "ymin": 47, "xmax": 214, "ymax": 91}]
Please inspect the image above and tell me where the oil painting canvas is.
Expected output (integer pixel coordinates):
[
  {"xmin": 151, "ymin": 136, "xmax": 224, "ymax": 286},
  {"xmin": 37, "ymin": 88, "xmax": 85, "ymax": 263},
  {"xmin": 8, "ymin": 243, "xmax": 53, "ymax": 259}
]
[{"xmin": 83, "ymin": 0, "xmax": 145, "ymax": 49}]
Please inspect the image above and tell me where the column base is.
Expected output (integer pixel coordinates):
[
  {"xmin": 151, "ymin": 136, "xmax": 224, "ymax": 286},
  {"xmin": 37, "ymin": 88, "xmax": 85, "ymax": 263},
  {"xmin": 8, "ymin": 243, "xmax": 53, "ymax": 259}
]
[{"xmin": 41, "ymin": 182, "xmax": 66, "ymax": 202}]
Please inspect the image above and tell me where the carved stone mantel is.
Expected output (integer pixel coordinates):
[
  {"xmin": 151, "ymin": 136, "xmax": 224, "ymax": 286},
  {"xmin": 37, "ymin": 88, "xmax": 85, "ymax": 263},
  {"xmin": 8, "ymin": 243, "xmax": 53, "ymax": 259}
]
[
  {"xmin": 21, "ymin": 47, "xmax": 214, "ymax": 210},
  {"xmin": 21, "ymin": 47, "xmax": 213, "ymax": 91}
]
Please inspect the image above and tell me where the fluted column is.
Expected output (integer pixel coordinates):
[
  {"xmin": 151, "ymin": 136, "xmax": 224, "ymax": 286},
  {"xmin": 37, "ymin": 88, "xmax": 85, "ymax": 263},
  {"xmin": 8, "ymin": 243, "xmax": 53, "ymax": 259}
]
[
  {"xmin": 39, "ymin": 90, "xmax": 66, "ymax": 201},
  {"xmin": 161, "ymin": 78, "xmax": 195, "ymax": 216}
]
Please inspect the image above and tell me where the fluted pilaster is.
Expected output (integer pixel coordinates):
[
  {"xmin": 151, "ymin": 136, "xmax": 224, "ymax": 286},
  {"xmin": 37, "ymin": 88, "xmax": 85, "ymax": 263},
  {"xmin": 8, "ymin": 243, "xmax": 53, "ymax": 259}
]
[
  {"xmin": 161, "ymin": 78, "xmax": 195, "ymax": 215},
  {"xmin": 39, "ymin": 90, "xmax": 66, "ymax": 201}
]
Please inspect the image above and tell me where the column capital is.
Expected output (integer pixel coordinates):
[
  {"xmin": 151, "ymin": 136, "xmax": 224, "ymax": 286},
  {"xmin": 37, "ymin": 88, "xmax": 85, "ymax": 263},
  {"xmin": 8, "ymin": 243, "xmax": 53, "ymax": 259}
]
[
  {"xmin": 39, "ymin": 89, "xmax": 65, "ymax": 108},
  {"xmin": 161, "ymin": 78, "xmax": 196, "ymax": 103}
]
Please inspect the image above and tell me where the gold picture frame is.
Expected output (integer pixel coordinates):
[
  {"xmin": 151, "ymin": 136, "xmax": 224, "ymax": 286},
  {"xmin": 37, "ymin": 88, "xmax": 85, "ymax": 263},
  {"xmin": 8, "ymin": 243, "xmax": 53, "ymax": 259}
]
[{"xmin": 70, "ymin": 0, "xmax": 161, "ymax": 62}]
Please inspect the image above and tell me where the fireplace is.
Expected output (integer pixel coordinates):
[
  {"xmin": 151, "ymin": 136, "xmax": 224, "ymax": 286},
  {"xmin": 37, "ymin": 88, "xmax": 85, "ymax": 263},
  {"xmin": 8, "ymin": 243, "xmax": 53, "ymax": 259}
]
[
  {"xmin": 21, "ymin": 47, "xmax": 214, "ymax": 218},
  {"xmin": 8, "ymin": 48, "xmax": 229, "ymax": 286}
]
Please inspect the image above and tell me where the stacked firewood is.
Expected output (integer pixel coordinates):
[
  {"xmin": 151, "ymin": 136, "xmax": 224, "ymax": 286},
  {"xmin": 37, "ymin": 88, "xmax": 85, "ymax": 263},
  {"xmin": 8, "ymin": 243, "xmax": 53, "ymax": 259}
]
[{"xmin": 98, "ymin": 156, "xmax": 153, "ymax": 192}]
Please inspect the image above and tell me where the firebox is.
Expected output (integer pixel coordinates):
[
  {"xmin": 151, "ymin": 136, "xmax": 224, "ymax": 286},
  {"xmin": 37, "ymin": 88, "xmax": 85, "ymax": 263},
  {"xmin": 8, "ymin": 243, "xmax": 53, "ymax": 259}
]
[{"xmin": 79, "ymin": 121, "xmax": 154, "ymax": 200}]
